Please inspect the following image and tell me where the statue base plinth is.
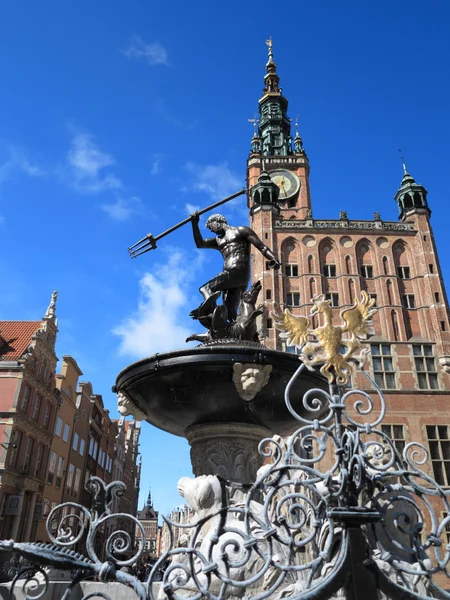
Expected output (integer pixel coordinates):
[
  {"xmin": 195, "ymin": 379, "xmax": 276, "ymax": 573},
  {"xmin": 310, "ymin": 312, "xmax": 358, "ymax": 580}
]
[{"xmin": 186, "ymin": 422, "xmax": 272, "ymax": 484}]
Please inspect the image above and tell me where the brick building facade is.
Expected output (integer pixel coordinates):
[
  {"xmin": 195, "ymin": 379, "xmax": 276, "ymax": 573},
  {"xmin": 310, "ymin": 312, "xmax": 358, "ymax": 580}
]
[
  {"xmin": 0, "ymin": 294, "xmax": 142, "ymax": 544},
  {"xmin": 247, "ymin": 44, "xmax": 450, "ymax": 490}
]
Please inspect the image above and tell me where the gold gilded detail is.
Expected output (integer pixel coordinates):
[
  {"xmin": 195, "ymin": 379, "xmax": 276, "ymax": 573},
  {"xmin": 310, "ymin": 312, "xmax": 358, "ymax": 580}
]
[{"xmin": 272, "ymin": 291, "xmax": 376, "ymax": 385}]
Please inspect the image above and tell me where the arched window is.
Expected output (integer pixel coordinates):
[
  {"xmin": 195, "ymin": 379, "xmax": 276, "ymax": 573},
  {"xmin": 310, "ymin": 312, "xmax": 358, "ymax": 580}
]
[
  {"xmin": 391, "ymin": 310, "xmax": 400, "ymax": 341},
  {"xmin": 393, "ymin": 240, "xmax": 411, "ymax": 279},
  {"xmin": 319, "ymin": 239, "xmax": 337, "ymax": 278},
  {"xmin": 307, "ymin": 255, "xmax": 314, "ymax": 274},
  {"xmin": 345, "ymin": 255, "xmax": 351, "ymax": 275},
  {"xmin": 387, "ymin": 280, "xmax": 393, "ymax": 305},
  {"xmin": 282, "ymin": 239, "xmax": 298, "ymax": 278},
  {"xmin": 348, "ymin": 279, "xmax": 355, "ymax": 303},
  {"xmin": 356, "ymin": 240, "xmax": 374, "ymax": 279},
  {"xmin": 309, "ymin": 278, "xmax": 316, "ymax": 301},
  {"xmin": 382, "ymin": 256, "xmax": 389, "ymax": 276}
]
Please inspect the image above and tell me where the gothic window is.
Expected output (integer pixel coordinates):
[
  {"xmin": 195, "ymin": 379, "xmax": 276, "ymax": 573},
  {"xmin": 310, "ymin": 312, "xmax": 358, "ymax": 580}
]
[
  {"xmin": 382, "ymin": 256, "xmax": 389, "ymax": 275},
  {"xmin": 357, "ymin": 241, "xmax": 374, "ymax": 280},
  {"xmin": 308, "ymin": 255, "xmax": 314, "ymax": 274},
  {"xmin": 413, "ymin": 344, "xmax": 438, "ymax": 390},
  {"xmin": 391, "ymin": 310, "xmax": 400, "ymax": 341},
  {"xmin": 386, "ymin": 280, "xmax": 393, "ymax": 305},
  {"xmin": 325, "ymin": 293, "xmax": 339, "ymax": 307},
  {"xmin": 309, "ymin": 278, "xmax": 316, "ymax": 300},
  {"xmin": 435, "ymin": 292, "xmax": 440, "ymax": 303},
  {"xmin": 402, "ymin": 294, "xmax": 416, "ymax": 309},
  {"xmin": 429, "ymin": 264, "xmax": 434, "ymax": 273},
  {"xmin": 403, "ymin": 193, "xmax": 413, "ymax": 208},
  {"xmin": 348, "ymin": 279, "xmax": 355, "ymax": 303},
  {"xmin": 285, "ymin": 264, "xmax": 299, "ymax": 277},
  {"xmin": 381, "ymin": 424, "xmax": 406, "ymax": 454},
  {"xmin": 345, "ymin": 255, "xmax": 351, "ymax": 275},
  {"xmin": 393, "ymin": 241, "xmax": 412, "ymax": 280},
  {"xmin": 441, "ymin": 321, "xmax": 447, "ymax": 332},
  {"xmin": 371, "ymin": 344, "xmax": 396, "ymax": 389},
  {"xmin": 320, "ymin": 240, "xmax": 336, "ymax": 278},
  {"xmin": 286, "ymin": 292, "xmax": 300, "ymax": 306},
  {"xmin": 426, "ymin": 426, "xmax": 450, "ymax": 486}
]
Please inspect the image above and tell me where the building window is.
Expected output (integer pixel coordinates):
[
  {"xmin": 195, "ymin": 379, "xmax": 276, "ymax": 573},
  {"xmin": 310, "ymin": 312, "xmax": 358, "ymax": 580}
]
[
  {"xmin": 266, "ymin": 289, "xmax": 272, "ymax": 300},
  {"xmin": 67, "ymin": 464, "xmax": 75, "ymax": 488},
  {"xmin": 323, "ymin": 264, "xmax": 336, "ymax": 278},
  {"xmin": 9, "ymin": 431, "xmax": 22, "ymax": 468},
  {"xmin": 74, "ymin": 468, "xmax": 81, "ymax": 492},
  {"xmin": 32, "ymin": 395, "xmax": 42, "ymax": 421},
  {"xmin": 402, "ymin": 294, "xmax": 416, "ymax": 309},
  {"xmin": 285, "ymin": 264, "xmax": 299, "ymax": 277},
  {"xmin": 79, "ymin": 439, "xmax": 85, "ymax": 456},
  {"xmin": 441, "ymin": 321, "xmax": 447, "ymax": 332},
  {"xmin": 43, "ymin": 404, "xmax": 52, "ymax": 429},
  {"xmin": 55, "ymin": 417, "xmax": 63, "ymax": 437},
  {"xmin": 325, "ymin": 293, "xmax": 339, "ymax": 307},
  {"xmin": 397, "ymin": 266, "xmax": 411, "ymax": 279},
  {"xmin": 360, "ymin": 265, "xmax": 374, "ymax": 278},
  {"xmin": 21, "ymin": 386, "xmax": 31, "ymax": 413},
  {"xmin": 63, "ymin": 423, "xmax": 70, "ymax": 443},
  {"xmin": 382, "ymin": 256, "xmax": 389, "ymax": 275},
  {"xmin": 267, "ymin": 318, "xmax": 272, "ymax": 329},
  {"xmin": 35, "ymin": 444, "xmax": 44, "ymax": 476},
  {"xmin": 48, "ymin": 451, "xmax": 57, "ymax": 484},
  {"xmin": 56, "ymin": 457, "xmax": 64, "ymax": 488},
  {"xmin": 427, "ymin": 425, "xmax": 450, "ymax": 486},
  {"xmin": 371, "ymin": 344, "xmax": 396, "ymax": 389},
  {"xmin": 22, "ymin": 437, "xmax": 34, "ymax": 473},
  {"xmin": 369, "ymin": 293, "xmax": 377, "ymax": 306},
  {"xmin": 435, "ymin": 292, "xmax": 440, "ymax": 303},
  {"xmin": 429, "ymin": 264, "xmax": 434, "ymax": 273},
  {"xmin": 413, "ymin": 344, "xmax": 438, "ymax": 390},
  {"xmin": 286, "ymin": 292, "xmax": 300, "ymax": 306},
  {"xmin": 381, "ymin": 425, "xmax": 406, "ymax": 455},
  {"xmin": 72, "ymin": 432, "xmax": 79, "ymax": 452}
]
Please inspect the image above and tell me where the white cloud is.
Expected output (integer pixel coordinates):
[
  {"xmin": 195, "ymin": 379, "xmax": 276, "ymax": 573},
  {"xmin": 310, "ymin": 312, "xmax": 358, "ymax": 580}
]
[
  {"xmin": 122, "ymin": 35, "xmax": 169, "ymax": 66},
  {"xmin": 0, "ymin": 148, "xmax": 46, "ymax": 186},
  {"xmin": 150, "ymin": 154, "xmax": 164, "ymax": 176},
  {"xmin": 185, "ymin": 161, "xmax": 242, "ymax": 199},
  {"xmin": 100, "ymin": 196, "xmax": 144, "ymax": 221},
  {"xmin": 113, "ymin": 249, "xmax": 201, "ymax": 358},
  {"xmin": 67, "ymin": 133, "xmax": 122, "ymax": 194}
]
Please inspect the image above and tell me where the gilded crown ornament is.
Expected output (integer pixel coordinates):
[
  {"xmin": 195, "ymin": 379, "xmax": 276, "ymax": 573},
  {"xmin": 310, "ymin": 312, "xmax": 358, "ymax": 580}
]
[{"xmin": 272, "ymin": 290, "xmax": 376, "ymax": 385}]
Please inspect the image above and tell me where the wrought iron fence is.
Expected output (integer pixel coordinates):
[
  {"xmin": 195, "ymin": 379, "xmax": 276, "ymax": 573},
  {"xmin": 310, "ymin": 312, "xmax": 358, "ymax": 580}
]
[{"xmin": 1, "ymin": 360, "xmax": 450, "ymax": 599}]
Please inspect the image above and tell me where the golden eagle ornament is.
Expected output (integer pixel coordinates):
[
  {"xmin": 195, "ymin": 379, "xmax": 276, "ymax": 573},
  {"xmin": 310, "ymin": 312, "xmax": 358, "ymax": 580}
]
[{"xmin": 272, "ymin": 291, "xmax": 376, "ymax": 385}]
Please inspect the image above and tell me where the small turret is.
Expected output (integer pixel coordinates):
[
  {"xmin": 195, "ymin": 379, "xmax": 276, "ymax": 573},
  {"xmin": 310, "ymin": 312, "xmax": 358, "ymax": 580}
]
[
  {"xmin": 394, "ymin": 158, "xmax": 430, "ymax": 221},
  {"xmin": 251, "ymin": 166, "xmax": 280, "ymax": 214}
]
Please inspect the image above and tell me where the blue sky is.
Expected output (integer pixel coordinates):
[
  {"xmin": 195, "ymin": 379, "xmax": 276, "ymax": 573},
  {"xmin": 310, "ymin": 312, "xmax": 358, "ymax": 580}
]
[{"xmin": 1, "ymin": 1, "xmax": 450, "ymax": 516}]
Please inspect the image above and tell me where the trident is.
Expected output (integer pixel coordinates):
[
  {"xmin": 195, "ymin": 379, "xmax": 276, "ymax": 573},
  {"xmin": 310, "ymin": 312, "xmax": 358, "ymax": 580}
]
[{"xmin": 128, "ymin": 188, "xmax": 248, "ymax": 258}]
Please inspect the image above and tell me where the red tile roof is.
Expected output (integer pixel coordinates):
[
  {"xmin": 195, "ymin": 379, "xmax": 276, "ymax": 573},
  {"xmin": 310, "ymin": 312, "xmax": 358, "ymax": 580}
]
[{"xmin": 0, "ymin": 321, "xmax": 42, "ymax": 361}]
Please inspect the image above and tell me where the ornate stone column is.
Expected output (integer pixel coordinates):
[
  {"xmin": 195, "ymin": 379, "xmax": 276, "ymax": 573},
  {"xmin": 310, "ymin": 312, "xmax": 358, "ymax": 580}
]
[{"xmin": 185, "ymin": 422, "xmax": 272, "ymax": 484}]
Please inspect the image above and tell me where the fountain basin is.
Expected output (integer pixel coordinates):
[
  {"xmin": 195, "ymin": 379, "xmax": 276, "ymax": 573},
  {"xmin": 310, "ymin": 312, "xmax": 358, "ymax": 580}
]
[{"xmin": 115, "ymin": 345, "xmax": 328, "ymax": 437}]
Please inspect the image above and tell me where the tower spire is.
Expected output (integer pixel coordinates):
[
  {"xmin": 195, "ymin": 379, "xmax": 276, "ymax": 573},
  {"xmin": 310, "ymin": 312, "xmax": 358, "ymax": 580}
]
[
  {"xmin": 255, "ymin": 40, "xmax": 293, "ymax": 156},
  {"xmin": 394, "ymin": 156, "xmax": 430, "ymax": 221},
  {"xmin": 147, "ymin": 487, "xmax": 152, "ymax": 506}
]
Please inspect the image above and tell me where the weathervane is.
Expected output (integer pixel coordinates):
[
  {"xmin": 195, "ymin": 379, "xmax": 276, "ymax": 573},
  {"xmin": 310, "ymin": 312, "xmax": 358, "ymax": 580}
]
[{"xmin": 398, "ymin": 148, "xmax": 408, "ymax": 175}]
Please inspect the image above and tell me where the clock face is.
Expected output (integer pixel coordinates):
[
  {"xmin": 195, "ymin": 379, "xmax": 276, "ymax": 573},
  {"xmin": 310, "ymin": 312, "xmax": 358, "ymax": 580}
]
[{"xmin": 270, "ymin": 169, "xmax": 300, "ymax": 199}]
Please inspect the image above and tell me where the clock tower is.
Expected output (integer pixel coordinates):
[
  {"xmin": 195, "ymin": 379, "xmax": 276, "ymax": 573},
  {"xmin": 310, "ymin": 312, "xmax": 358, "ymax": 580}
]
[{"xmin": 247, "ymin": 40, "xmax": 311, "ymax": 346}]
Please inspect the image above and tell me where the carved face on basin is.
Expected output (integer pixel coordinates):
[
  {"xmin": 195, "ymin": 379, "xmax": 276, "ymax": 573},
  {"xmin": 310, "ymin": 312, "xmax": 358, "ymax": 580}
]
[{"xmin": 232, "ymin": 363, "xmax": 273, "ymax": 402}]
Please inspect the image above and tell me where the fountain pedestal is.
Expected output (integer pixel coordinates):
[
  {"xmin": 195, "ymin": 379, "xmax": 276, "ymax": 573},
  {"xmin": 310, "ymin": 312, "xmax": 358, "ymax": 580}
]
[{"xmin": 186, "ymin": 422, "xmax": 272, "ymax": 483}]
